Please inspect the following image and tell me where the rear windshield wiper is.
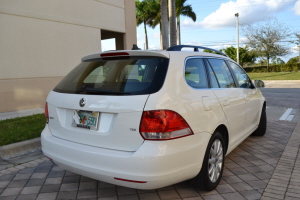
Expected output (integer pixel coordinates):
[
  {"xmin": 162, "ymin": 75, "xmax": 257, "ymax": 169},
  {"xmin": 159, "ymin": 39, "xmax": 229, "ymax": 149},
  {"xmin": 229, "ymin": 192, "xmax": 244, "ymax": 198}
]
[{"xmin": 83, "ymin": 87, "xmax": 131, "ymax": 95}]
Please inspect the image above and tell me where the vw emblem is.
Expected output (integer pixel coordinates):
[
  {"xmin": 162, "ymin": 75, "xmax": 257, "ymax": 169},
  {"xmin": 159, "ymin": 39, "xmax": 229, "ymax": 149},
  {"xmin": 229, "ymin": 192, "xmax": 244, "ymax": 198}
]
[{"xmin": 79, "ymin": 98, "xmax": 86, "ymax": 107}]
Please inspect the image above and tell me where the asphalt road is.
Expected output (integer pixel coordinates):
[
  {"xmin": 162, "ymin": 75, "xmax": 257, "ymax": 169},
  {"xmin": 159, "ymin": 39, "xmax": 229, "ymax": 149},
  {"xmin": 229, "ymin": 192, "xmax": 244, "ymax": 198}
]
[{"xmin": 260, "ymin": 88, "xmax": 300, "ymax": 122}]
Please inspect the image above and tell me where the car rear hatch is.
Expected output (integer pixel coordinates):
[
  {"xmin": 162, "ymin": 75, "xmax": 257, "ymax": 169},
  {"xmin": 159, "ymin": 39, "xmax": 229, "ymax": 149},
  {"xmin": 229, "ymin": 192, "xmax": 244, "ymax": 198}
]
[{"xmin": 46, "ymin": 50, "xmax": 169, "ymax": 152}]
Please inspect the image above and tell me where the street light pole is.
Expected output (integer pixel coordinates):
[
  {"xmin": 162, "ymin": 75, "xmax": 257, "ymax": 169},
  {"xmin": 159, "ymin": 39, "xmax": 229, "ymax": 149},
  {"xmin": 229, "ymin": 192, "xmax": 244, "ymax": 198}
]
[{"xmin": 235, "ymin": 13, "xmax": 239, "ymax": 65}]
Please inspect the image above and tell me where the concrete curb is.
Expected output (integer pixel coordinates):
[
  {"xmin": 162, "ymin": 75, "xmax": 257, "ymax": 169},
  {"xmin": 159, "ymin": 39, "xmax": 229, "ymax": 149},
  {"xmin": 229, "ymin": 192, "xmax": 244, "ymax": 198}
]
[
  {"xmin": 263, "ymin": 80, "xmax": 300, "ymax": 82},
  {"xmin": 0, "ymin": 137, "xmax": 41, "ymax": 160},
  {"xmin": 0, "ymin": 108, "xmax": 44, "ymax": 121}
]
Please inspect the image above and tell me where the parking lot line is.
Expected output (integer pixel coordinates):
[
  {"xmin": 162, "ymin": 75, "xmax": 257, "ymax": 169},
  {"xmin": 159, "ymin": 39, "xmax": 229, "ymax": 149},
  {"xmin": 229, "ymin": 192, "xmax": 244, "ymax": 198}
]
[
  {"xmin": 286, "ymin": 115, "xmax": 295, "ymax": 121},
  {"xmin": 279, "ymin": 108, "xmax": 293, "ymax": 121}
]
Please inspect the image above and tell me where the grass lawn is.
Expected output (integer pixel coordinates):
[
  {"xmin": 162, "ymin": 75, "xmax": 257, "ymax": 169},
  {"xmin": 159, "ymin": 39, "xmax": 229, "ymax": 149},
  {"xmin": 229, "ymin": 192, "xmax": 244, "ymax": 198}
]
[
  {"xmin": 248, "ymin": 72, "xmax": 300, "ymax": 80},
  {"xmin": 0, "ymin": 114, "xmax": 45, "ymax": 146}
]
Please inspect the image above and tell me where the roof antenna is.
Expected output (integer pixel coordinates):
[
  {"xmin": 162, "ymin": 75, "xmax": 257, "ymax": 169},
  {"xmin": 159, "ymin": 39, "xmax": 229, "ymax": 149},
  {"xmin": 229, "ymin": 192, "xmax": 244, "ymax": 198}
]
[{"xmin": 132, "ymin": 44, "xmax": 141, "ymax": 50}]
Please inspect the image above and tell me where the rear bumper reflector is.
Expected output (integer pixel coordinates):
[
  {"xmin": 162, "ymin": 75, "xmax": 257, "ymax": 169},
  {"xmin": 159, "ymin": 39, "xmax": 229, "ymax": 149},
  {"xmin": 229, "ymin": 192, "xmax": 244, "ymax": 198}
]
[
  {"xmin": 45, "ymin": 156, "xmax": 53, "ymax": 161},
  {"xmin": 114, "ymin": 177, "xmax": 147, "ymax": 184}
]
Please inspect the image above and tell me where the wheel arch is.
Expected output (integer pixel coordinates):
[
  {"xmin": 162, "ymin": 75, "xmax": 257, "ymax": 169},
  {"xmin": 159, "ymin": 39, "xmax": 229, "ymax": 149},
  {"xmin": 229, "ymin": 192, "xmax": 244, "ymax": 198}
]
[{"xmin": 214, "ymin": 124, "xmax": 229, "ymax": 155}]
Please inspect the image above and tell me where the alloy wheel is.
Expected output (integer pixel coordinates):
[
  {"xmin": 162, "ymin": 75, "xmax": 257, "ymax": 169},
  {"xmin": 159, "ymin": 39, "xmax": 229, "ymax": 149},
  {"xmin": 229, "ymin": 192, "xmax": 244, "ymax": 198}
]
[{"xmin": 208, "ymin": 139, "xmax": 223, "ymax": 183}]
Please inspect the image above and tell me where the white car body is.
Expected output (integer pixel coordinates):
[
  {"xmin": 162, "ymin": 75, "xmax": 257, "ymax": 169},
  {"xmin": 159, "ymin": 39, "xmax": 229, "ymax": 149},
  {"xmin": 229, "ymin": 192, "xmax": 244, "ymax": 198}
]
[{"xmin": 41, "ymin": 48, "xmax": 266, "ymax": 190}]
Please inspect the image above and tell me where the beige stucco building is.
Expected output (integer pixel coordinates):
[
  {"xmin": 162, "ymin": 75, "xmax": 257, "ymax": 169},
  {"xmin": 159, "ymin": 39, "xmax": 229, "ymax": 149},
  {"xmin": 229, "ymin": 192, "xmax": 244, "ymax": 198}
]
[{"xmin": 0, "ymin": 0, "xmax": 137, "ymax": 113}]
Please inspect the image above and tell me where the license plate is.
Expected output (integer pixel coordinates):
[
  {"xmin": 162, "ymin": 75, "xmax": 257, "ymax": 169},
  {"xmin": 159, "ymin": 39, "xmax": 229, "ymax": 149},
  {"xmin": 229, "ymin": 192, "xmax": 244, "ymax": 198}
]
[{"xmin": 72, "ymin": 110, "xmax": 99, "ymax": 131}]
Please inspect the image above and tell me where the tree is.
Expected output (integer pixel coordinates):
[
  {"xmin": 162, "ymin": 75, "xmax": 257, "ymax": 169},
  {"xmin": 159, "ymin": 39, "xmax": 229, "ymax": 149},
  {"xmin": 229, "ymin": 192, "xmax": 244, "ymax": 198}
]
[
  {"xmin": 271, "ymin": 57, "xmax": 277, "ymax": 65},
  {"xmin": 136, "ymin": 0, "xmax": 196, "ymax": 49},
  {"xmin": 136, "ymin": 0, "xmax": 149, "ymax": 49},
  {"xmin": 203, "ymin": 49, "xmax": 223, "ymax": 55},
  {"xmin": 290, "ymin": 32, "xmax": 300, "ymax": 63},
  {"xmin": 276, "ymin": 58, "xmax": 285, "ymax": 64},
  {"xmin": 271, "ymin": 57, "xmax": 285, "ymax": 65},
  {"xmin": 169, "ymin": 0, "xmax": 177, "ymax": 46},
  {"xmin": 136, "ymin": 0, "xmax": 161, "ymax": 49},
  {"xmin": 176, "ymin": 0, "xmax": 196, "ymax": 45},
  {"xmin": 242, "ymin": 19, "xmax": 291, "ymax": 71},
  {"xmin": 287, "ymin": 56, "xmax": 300, "ymax": 64},
  {"xmin": 204, "ymin": 46, "xmax": 255, "ymax": 67},
  {"xmin": 221, "ymin": 46, "xmax": 256, "ymax": 67},
  {"xmin": 160, "ymin": 0, "xmax": 169, "ymax": 49}
]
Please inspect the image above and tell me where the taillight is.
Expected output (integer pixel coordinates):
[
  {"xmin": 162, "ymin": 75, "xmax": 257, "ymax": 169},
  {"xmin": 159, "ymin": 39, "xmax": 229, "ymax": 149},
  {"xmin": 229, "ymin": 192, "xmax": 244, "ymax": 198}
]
[
  {"xmin": 45, "ymin": 102, "xmax": 49, "ymax": 124},
  {"xmin": 140, "ymin": 110, "xmax": 193, "ymax": 140}
]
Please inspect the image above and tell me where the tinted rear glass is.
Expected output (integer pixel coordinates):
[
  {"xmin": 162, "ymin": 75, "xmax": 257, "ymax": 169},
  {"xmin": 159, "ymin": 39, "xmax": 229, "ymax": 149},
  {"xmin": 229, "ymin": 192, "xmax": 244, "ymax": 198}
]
[{"xmin": 53, "ymin": 56, "xmax": 169, "ymax": 95}]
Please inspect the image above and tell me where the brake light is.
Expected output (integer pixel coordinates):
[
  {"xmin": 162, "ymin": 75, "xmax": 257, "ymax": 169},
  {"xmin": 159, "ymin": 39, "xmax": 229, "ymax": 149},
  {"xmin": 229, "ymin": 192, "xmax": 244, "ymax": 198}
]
[
  {"xmin": 45, "ymin": 102, "xmax": 49, "ymax": 124},
  {"xmin": 100, "ymin": 52, "xmax": 129, "ymax": 57},
  {"xmin": 140, "ymin": 110, "xmax": 193, "ymax": 140}
]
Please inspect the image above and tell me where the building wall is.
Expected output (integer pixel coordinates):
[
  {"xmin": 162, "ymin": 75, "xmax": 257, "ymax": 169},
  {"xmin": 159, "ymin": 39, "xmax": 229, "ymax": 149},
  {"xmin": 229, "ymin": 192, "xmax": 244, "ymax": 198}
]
[
  {"xmin": 124, "ymin": 0, "xmax": 138, "ymax": 50},
  {"xmin": 0, "ymin": 0, "xmax": 137, "ymax": 113}
]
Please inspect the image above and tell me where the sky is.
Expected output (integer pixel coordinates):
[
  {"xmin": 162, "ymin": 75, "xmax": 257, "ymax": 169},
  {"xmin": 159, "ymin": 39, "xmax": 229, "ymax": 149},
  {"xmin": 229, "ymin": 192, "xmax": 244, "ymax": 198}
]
[{"xmin": 102, "ymin": 0, "xmax": 300, "ymax": 62}]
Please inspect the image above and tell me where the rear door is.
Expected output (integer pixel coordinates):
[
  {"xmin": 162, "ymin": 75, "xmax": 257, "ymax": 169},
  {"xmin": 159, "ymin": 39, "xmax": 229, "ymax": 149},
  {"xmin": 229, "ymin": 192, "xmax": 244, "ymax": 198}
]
[
  {"xmin": 47, "ymin": 55, "xmax": 169, "ymax": 152},
  {"xmin": 226, "ymin": 61, "xmax": 262, "ymax": 135},
  {"xmin": 206, "ymin": 58, "xmax": 247, "ymax": 146}
]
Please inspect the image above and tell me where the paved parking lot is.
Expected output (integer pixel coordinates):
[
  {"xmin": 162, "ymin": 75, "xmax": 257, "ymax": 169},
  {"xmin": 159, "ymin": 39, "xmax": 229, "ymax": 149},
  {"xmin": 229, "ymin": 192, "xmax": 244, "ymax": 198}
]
[{"xmin": 1, "ymin": 120, "xmax": 299, "ymax": 200}]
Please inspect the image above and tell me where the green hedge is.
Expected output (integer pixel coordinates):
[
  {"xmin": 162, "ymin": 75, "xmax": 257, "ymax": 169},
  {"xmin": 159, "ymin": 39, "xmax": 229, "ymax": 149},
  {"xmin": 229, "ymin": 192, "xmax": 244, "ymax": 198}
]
[{"xmin": 244, "ymin": 64, "xmax": 300, "ymax": 73}]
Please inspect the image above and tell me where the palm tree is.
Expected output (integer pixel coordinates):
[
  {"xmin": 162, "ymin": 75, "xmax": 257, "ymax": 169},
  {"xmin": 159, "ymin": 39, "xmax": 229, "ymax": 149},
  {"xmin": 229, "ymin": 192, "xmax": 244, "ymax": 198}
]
[
  {"xmin": 176, "ymin": 0, "xmax": 196, "ymax": 45},
  {"xmin": 169, "ymin": 0, "xmax": 177, "ymax": 46},
  {"xmin": 136, "ymin": 0, "xmax": 150, "ymax": 49},
  {"xmin": 147, "ymin": 0, "xmax": 161, "ymax": 28},
  {"xmin": 161, "ymin": 0, "xmax": 169, "ymax": 49},
  {"xmin": 140, "ymin": 0, "xmax": 196, "ymax": 49},
  {"xmin": 136, "ymin": 0, "xmax": 161, "ymax": 49},
  {"xmin": 146, "ymin": 0, "xmax": 162, "ymax": 48}
]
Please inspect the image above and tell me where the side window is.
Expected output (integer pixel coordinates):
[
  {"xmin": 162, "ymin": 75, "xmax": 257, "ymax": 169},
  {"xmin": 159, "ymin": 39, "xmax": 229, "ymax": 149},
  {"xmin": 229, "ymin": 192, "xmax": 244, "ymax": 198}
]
[
  {"xmin": 185, "ymin": 58, "xmax": 209, "ymax": 88},
  {"xmin": 227, "ymin": 61, "xmax": 252, "ymax": 88},
  {"xmin": 205, "ymin": 60, "xmax": 220, "ymax": 88},
  {"xmin": 207, "ymin": 59, "xmax": 236, "ymax": 88}
]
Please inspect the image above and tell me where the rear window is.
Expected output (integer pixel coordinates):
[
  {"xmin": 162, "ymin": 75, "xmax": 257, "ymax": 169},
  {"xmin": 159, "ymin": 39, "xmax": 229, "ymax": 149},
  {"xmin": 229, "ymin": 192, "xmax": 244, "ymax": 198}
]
[{"xmin": 53, "ymin": 56, "xmax": 169, "ymax": 95}]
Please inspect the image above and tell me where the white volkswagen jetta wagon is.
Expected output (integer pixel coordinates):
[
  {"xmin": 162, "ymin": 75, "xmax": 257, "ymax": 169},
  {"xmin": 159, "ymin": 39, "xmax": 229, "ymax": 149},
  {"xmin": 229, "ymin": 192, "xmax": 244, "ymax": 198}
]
[{"xmin": 41, "ymin": 45, "xmax": 266, "ymax": 191}]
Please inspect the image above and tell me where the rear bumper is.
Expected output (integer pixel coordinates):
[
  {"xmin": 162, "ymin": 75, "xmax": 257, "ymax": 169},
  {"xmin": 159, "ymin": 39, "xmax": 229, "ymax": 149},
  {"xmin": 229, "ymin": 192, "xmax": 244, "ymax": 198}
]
[{"xmin": 41, "ymin": 124, "xmax": 211, "ymax": 189}]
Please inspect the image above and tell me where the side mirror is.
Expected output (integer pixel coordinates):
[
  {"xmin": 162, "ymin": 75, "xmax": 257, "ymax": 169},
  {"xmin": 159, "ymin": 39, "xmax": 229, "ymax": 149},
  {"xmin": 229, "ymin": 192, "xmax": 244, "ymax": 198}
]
[{"xmin": 254, "ymin": 80, "xmax": 265, "ymax": 88}]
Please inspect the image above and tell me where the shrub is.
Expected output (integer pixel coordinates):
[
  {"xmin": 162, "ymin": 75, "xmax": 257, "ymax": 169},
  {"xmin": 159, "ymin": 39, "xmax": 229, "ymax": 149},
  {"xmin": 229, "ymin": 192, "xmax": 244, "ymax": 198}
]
[{"xmin": 244, "ymin": 63, "xmax": 300, "ymax": 73}]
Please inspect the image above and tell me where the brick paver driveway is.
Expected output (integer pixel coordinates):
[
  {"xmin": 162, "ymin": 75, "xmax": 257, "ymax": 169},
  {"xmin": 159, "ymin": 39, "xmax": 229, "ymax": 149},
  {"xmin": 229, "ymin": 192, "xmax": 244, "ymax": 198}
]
[{"xmin": 1, "ymin": 88, "xmax": 300, "ymax": 200}]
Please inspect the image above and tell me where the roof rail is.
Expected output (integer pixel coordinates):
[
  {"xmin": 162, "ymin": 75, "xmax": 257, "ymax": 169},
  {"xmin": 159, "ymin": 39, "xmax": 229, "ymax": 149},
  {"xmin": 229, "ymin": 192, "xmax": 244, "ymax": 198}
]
[{"xmin": 167, "ymin": 45, "xmax": 228, "ymax": 57}]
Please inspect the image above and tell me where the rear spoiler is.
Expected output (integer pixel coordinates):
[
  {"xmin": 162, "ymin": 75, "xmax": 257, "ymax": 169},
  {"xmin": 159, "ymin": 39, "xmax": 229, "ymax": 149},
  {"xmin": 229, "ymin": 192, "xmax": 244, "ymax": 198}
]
[{"xmin": 81, "ymin": 50, "xmax": 169, "ymax": 62}]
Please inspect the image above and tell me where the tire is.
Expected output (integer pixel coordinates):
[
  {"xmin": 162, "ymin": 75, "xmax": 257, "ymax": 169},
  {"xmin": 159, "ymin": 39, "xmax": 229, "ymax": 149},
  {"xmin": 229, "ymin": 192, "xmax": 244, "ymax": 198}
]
[
  {"xmin": 252, "ymin": 105, "xmax": 267, "ymax": 136},
  {"xmin": 193, "ymin": 131, "xmax": 225, "ymax": 191}
]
